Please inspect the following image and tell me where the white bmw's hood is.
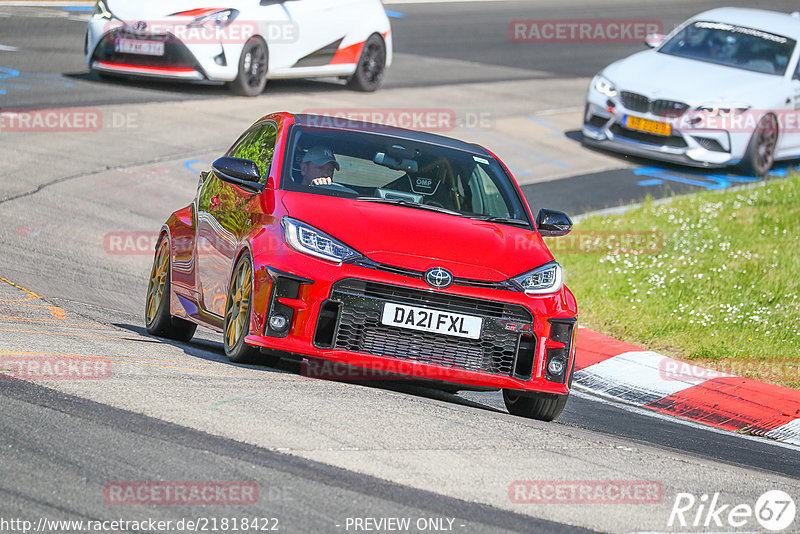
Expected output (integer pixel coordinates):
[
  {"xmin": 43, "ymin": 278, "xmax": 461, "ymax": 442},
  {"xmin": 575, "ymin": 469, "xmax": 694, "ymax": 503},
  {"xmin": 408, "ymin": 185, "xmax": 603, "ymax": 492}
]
[
  {"xmin": 602, "ymin": 50, "xmax": 777, "ymax": 106},
  {"xmin": 107, "ymin": 0, "xmax": 247, "ymax": 21}
]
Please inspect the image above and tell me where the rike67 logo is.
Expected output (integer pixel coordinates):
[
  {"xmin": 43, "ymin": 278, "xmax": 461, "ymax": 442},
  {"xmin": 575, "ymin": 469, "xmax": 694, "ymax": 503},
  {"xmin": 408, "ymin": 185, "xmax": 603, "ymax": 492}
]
[{"xmin": 669, "ymin": 490, "xmax": 796, "ymax": 531}]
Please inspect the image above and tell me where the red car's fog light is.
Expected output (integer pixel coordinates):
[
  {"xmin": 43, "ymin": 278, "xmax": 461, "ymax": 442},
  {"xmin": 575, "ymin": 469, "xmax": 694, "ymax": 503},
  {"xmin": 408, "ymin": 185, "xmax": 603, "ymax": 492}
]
[
  {"xmin": 545, "ymin": 318, "xmax": 577, "ymax": 384},
  {"xmin": 269, "ymin": 313, "xmax": 289, "ymax": 332}
]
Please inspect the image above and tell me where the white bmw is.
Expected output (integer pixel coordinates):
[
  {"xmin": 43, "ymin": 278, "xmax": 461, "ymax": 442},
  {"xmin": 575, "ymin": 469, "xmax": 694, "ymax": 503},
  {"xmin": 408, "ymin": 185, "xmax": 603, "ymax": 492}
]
[
  {"xmin": 583, "ymin": 8, "xmax": 800, "ymax": 175},
  {"xmin": 85, "ymin": 0, "xmax": 392, "ymax": 96}
]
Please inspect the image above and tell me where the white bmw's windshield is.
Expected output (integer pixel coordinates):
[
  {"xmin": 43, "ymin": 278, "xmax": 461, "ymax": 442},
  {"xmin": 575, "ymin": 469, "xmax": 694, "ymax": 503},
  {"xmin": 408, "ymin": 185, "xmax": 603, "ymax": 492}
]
[{"xmin": 659, "ymin": 21, "xmax": 796, "ymax": 75}]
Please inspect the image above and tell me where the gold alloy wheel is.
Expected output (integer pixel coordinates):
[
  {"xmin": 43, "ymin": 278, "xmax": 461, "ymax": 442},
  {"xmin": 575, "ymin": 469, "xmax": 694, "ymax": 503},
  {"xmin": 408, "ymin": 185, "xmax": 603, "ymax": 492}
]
[
  {"xmin": 225, "ymin": 259, "xmax": 252, "ymax": 349},
  {"xmin": 145, "ymin": 239, "xmax": 169, "ymax": 325}
]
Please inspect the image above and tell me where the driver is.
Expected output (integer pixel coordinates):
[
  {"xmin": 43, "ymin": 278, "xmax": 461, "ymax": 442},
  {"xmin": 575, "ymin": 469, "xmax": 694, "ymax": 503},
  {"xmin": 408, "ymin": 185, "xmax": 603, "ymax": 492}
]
[{"xmin": 299, "ymin": 146, "xmax": 340, "ymax": 186}]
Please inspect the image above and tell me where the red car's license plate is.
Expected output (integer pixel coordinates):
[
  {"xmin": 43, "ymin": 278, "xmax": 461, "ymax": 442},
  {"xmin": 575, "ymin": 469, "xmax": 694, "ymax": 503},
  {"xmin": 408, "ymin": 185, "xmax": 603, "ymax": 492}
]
[{"xmin": 381, "ymin": 303, "xmax": 482, "ymax": 339}]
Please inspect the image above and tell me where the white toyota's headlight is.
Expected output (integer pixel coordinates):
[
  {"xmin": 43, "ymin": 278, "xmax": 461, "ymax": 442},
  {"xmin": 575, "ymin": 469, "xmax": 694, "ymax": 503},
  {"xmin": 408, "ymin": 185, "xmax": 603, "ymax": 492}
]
[
  {"xmin": 92, "ymin": 0, "xmax": 112, "ymax": 20},
  {"xmin": 594, "ymin": 76, "xmax": 618, "ymax": 98},
  {"xmin": 512, "ymin": 262, "xmax": 563, "ymax": 294},
  {"xmin": 282, "ymin": 217, "xmax": 361, "ymax": 264},
  {"xmin": 188, "ymin": 8, "xmax": 239, "ymax": 28}
]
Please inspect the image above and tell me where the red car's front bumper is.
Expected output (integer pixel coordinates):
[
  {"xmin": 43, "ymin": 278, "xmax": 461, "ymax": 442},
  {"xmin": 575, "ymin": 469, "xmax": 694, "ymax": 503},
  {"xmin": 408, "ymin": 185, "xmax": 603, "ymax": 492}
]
[{"xmin": 243, "ymin": 252, "xmax": 578, "ymax": 394}]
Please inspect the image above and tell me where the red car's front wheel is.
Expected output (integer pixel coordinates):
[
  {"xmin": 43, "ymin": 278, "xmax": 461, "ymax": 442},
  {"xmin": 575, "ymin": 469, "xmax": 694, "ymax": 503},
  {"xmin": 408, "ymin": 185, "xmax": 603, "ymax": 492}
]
[
  {"xmin": 503, "ymin": 389, "xmax": 569, "ymax": 422},
  {"xmin": 145, "ymin": 236, "xmax": 196, "ymax": 342},
  {"xmin": 223, "ymin": 254, "xmax": 263, "ymax": 363}
]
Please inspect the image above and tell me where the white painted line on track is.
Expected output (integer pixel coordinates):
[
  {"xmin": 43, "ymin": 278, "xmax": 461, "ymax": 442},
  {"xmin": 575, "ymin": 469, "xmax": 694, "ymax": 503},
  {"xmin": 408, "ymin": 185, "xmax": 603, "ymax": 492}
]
[
  {"xmin": 530, "ymin": 106, "xmax": 583, "ymax": 116},
  {"xmin": 0, "ymin": 1, "xmax": 92, "ymax": 5},
  {"xmin": 0, "ymin": 44, "xmax": 19, "ymax": 51},
  {"xmin": 386, "ymin": 0, "xmax": 516, "ymax": 3}
]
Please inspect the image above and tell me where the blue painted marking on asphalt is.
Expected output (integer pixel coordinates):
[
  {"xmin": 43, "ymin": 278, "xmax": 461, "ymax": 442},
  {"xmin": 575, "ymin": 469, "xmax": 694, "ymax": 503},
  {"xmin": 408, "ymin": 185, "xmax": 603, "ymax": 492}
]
[
  {"xmin": 385, "ymin": 10, "xmax": 405, "ymax": 19},
  {"xmin": 0, "ymin": 67, "xmax": 20, "ymax": 79},
  {"xmin": 526, "ymin": 115, "xmax": 563, "ymax": 135},
  {"xmin": 0, "ymin": 68, "xmax": 73, "ymax": 92},
  {"xmin": 634, "ymin": 167, "xmax": 760, "ymax": 190},
  {"xmin": 637, "ymin": 179, "xmax": 664, "ymax": 186},
  {"xmin": 184, "ymin": 159, "xmax": 210, "ymax": 174},
  {"xmin": 62, "ymin": 5, "xmax": 93, "ymax": 11},
  {"xmin": 0, "ymin": 67, "xmax": 19, "ymax": 94}
]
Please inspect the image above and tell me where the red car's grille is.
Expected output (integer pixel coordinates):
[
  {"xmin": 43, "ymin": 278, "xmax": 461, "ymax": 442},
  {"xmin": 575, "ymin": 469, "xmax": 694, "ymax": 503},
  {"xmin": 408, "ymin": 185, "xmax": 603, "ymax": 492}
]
[{"xmin": 327, "ymin": 279, "xmax": 532, "ymax": 377}]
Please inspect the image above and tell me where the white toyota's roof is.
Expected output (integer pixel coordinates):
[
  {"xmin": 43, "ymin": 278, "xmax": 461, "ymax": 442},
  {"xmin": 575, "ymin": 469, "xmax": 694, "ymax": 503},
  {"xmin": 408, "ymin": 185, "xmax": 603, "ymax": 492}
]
[{"xmin": 691, "ymin": 8, "xmax": 800, "ymax": 39}]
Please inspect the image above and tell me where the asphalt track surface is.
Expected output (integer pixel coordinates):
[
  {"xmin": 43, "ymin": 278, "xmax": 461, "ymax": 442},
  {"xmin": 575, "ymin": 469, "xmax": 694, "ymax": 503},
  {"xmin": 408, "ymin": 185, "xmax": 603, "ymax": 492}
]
[{"xmin": 1, "ymin": 2, "xmax": 799, "ymax": 533}]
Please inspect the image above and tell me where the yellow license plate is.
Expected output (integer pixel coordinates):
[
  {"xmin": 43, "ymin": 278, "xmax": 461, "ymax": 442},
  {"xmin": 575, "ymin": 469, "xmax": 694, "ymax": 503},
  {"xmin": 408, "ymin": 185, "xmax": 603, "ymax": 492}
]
[{"xmin": 623, "ymin": 115, "xmax": 672, "ymax": 136}]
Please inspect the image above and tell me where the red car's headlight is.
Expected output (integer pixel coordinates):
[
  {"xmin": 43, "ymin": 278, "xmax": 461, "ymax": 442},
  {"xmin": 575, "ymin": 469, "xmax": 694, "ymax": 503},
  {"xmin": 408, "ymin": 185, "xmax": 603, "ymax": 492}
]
[
  {"xmin": 281, "ymin": 217, "xmax": 362, "ymax": 264},
  {"xmin": 511, "ymin": 262, "xmax": 563, "ymax": 294}
]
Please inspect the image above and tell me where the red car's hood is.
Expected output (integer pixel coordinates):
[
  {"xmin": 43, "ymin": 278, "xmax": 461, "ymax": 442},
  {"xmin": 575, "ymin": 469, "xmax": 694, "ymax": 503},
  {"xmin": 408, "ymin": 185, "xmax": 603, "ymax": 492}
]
[{"xmin": 280, "ymin": 192, "xmax": 554, "ymax": 282}]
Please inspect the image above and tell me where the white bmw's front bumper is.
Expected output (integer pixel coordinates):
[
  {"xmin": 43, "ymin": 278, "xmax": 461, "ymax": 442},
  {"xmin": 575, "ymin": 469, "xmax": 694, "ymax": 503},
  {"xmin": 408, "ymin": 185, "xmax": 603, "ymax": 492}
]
[{"xmin": 581, "ymin": 80, "xmax": 752, "ymax": 168}]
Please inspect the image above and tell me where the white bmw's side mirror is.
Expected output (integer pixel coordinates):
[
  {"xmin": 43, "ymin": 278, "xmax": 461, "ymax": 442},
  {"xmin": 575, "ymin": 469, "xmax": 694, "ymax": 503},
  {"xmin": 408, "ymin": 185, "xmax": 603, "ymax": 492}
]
[{"xmin": 645, "ymin": 33, "xmax": 665, "ymax": 49}]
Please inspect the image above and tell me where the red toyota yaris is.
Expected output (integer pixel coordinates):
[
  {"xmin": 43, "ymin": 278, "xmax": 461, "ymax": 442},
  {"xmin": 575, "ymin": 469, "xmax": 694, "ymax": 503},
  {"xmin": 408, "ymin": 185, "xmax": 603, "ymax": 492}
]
[{"xmin": 145, "ymin": 112, "xmax": 578, "ymax": 421}]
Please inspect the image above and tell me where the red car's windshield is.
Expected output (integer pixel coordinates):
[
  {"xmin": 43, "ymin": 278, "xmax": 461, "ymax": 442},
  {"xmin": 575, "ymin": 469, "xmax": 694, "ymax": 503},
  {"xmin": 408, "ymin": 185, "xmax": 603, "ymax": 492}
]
[{"xmin": 280, "ymin": 124, "xmax": 531, "ymax": 225}]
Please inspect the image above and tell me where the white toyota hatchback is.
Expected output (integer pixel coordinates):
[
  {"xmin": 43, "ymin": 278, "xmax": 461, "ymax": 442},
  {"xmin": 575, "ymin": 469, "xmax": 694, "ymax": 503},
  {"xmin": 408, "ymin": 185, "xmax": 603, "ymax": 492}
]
[
  {"xmin": 84, "ymin": 0, "xmax": 392, "ymax": 96},
  {"xmin": 583, "ymin": 8, "xmax": 800, "ymax": 175}
]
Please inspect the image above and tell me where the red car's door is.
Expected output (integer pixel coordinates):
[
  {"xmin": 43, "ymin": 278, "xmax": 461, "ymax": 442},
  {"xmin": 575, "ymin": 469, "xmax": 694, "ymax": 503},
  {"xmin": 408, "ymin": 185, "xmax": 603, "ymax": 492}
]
[{"xmin": 195, "ymin": 121, "xmax": 279, "ymax": 318}]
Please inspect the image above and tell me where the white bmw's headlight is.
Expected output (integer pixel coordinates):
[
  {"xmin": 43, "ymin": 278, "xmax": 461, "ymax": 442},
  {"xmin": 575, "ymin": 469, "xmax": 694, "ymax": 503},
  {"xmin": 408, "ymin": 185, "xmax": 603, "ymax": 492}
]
[
  {"xmin": 92, "ymin": 0, "xmax": 112, "ymax": 20},
  {"xmin": 695, "ymin": 103, "xmax": 750, "ymax": 117},
  {"xmin": 512, "ymin": 262, "xmax": 563, "ymax": 294},
  {"xmin": 282, "ymin": 217, "xmax": 361, "ymax": 264},
  {"xmin": 188, "ymin": 8, "xmax": 239, "ymax": 28},
  {"xmin": 594, "ymin": 76, "xmax": 618, "ymax": 98}
]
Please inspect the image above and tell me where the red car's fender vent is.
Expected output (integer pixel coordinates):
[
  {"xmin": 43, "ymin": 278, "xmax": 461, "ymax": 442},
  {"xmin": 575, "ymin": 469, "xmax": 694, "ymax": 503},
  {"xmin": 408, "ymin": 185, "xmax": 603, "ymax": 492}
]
[
  {"xmin": 264, "ymin": 269, "xmax": 314, "ymax": 339},
  {"xmin": 313, "ymin": 300, "xmax": 342, "ymax": 349},
  {"xmin": 545, "ymin": 318, "xmax": 578, "ymax": 384}
]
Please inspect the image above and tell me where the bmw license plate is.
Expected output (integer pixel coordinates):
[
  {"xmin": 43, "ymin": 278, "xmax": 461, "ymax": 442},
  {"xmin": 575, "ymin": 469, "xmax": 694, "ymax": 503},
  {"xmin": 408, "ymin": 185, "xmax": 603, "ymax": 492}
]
[
  {"xmin": 623, "ymin": 115, "xmax": 672, "ymax": 136},
  {"xmin": 115, "ymin": 38, "xmax": 165, "ymax": 56},
  {"xmin": 381, "ymin": 303, "xmax": 482, "ymax": 340}
]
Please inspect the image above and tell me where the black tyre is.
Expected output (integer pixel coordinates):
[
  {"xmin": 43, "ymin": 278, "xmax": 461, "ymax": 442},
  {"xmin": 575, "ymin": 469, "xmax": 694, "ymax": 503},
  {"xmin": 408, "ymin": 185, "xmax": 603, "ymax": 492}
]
[
  {"xmin": 346, "ymin": 34, "xmax": 386, "ymax": 92},
  {"xmin": 740, "ymin": 113, "xmax": 778, "ymax": 177},
  {"xmin": 145, "ymin": 236, "xmax": 197, "ymax": 342},
  {"xmin": 228, "ymin": 37, "xmax": 268, "ymax": 97},
  {"xmin": 223, "ymin": 254, "xmax": 262, "ymax": 363},
  {"xmin": 502, "ymin": 389, "xmax": 569, "ymax": 422}
]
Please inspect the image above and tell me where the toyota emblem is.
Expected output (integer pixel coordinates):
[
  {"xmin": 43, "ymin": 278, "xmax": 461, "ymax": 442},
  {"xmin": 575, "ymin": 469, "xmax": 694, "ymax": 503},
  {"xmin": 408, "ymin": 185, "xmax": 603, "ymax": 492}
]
[{"xmin": 424, "ymin": 267, "xmax": 453, "ymax": 289}]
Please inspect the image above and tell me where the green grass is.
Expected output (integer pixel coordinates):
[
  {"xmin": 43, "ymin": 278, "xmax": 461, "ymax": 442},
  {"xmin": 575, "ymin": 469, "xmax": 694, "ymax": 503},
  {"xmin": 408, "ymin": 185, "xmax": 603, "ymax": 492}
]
[{"xmin": 546, "ymin": 174, "xmax": 800, "ymax": 389}]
